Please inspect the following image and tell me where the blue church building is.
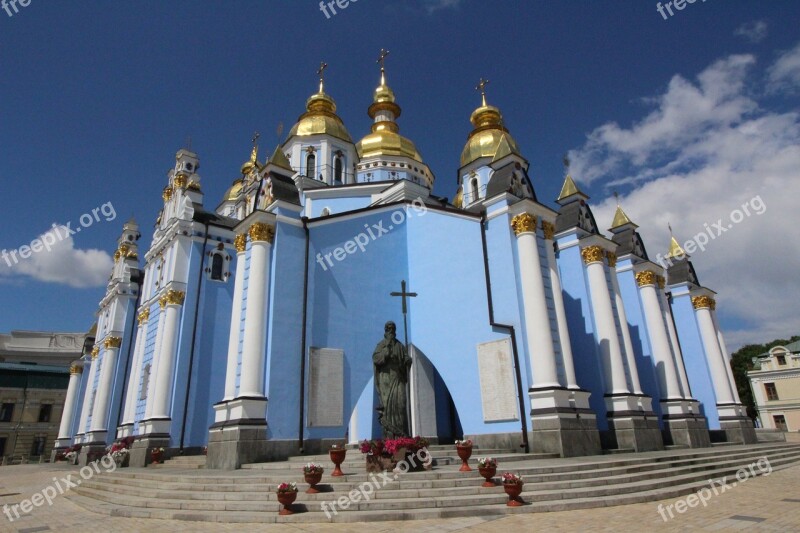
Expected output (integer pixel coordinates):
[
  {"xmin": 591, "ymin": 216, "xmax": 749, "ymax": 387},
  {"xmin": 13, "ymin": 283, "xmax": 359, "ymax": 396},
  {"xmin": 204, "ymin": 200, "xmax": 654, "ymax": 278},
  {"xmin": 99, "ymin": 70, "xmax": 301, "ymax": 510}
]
[{"xmin": 55, "ymin": 59, "xmax": 755, "ymax": 468}]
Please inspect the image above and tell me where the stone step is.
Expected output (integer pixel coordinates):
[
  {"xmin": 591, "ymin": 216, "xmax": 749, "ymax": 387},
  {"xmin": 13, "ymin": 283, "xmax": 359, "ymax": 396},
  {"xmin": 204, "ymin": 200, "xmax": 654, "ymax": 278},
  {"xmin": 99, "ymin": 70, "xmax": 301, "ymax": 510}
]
[
  {"xmin": 241, "ymin": 451, "xmax": 547, "ymax": 470},
  {"xmin": 68, "ymin": 452, "xmax": 800, "ymax": 521}
]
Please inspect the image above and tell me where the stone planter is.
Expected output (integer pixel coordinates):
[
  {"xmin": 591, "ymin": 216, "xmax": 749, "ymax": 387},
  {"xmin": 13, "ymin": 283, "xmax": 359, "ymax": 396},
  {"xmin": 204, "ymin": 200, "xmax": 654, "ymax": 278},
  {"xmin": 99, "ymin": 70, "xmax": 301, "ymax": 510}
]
[
  {"xmin": 479, "ymin": 466, "xmax": 497, "ymax": 487},
  {"xmin": 276, "ymin": 491, "xmax": 297, "ymax": 515},
  {"xmin": 503, "ymin": 483, "xmax": 524, "ymax": 506},
  {"xmin": 456, "ymin": 445, "xmax": 473, "ymax": 472},
  {"xmin": 304, "ymin": 472, "xmax": 323, "ymax": 493},
  {"xmin": 329, "ymin": 448, "xmax": 346, "ymax": 477}
]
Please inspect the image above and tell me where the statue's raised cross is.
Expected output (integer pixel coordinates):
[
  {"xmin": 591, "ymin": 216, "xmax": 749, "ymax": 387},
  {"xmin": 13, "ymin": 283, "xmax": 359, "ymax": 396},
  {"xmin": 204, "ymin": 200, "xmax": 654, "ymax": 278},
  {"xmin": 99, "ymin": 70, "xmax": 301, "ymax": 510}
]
[
  {"xmin": 252, "ymin": 131, "xmax": 260, "ymax": 146},
  {"xmin": 476, "ymin": 78, "xmax": 490, "ymax": 106},
  {"xmin": 390, "ymin": 279, "xmax": 417, "ymax": 349}
]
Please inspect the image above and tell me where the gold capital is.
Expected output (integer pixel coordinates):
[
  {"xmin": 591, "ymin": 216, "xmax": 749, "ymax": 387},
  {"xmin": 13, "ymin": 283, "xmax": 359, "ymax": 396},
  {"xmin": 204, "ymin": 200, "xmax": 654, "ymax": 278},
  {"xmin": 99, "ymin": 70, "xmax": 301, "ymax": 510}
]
[
  {"xmin": 249, "ymin": 222, "xmax": 275, "ymax": 243},
  {"xmin": 163, "ymin": 186, "xmax": 173, "ymax": 202},
  {"xmin": 173, "ymin": 174, "xmax": 188, "ymax": 189},
  {"xmin": 160, "ymin": 290, "xmax": 186, "ymax": 308},
  {"xmin": 234, "ymin": 233, "xmax": 248, "ymax": 253},
  {"xmin": 104, "ymin": 336, "xmax": 122, "ymax": 349},
  {"xmin": 510, "ymin": 213, "xmax": 537, "ymax": 236},
  {"xmin": 541, "ymin": 221, "xmax": 555, "ymax": 241},
  {"xmin": 691, "ymin": 296, "xmax": 715, "ymax": 310},
  {"xmin": 69, "ymin": 364, "xmax": 83, "ymax": 375},
  {"xmin": 137, "ymin": 308, "xmax": 150, "ymax": 326},
  {"xmin": 581, "ymin": 246, "xmax": 605, "ymax": 265},
  {"xmin": 606, "ymin": 251, "xmax": 617, "ymax": 268},
  {"xmin": 91, "ymin": 345, "xmax": 99, "ymax": 359},
  {"xmin": 635, "ymin": 270, "xmax": 657, "ymax": 287}
]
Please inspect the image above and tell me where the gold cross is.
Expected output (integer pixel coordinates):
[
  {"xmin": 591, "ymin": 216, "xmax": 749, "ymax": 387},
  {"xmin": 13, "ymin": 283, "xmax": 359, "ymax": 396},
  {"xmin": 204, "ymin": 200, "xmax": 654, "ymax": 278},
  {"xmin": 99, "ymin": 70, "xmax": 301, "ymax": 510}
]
[
  {"xmin": 377, "ymin": 49, "xmax": 390, "ymax": 70},
  {"xmin": 476, "ymin": 78, "xmax": 489, "ymax": 106},
  {"xmin": 317, "ymin": 61, "xmax": 328, "ymax": 92}
]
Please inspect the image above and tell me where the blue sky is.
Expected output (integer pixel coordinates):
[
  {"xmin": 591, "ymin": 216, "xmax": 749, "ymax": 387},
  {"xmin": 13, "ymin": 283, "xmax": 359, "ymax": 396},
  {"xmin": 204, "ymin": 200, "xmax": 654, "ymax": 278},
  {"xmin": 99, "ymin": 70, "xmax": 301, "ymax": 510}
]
[{"xmin": 0, "ymin": 1, "xmax": 798, "ymax": 349}]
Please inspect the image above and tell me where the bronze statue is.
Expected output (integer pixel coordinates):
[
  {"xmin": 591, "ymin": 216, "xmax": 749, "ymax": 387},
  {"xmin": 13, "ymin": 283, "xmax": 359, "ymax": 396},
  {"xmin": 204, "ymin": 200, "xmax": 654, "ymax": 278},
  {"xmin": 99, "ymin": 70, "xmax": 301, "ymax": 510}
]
[{"xmin": 373, "ymin": 321, "xmax": 411, "ymax": 438}]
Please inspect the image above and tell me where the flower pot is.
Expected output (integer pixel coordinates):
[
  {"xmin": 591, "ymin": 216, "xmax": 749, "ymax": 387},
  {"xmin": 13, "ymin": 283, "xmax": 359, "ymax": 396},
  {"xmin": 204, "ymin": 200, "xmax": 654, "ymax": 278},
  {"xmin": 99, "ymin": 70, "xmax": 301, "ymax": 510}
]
[
  {"xmin": 276, "ymin": 491, "xmax": 297, "ymax": 515},
  {"xmin": 503, "ymin": 483, "xmax": 524, "ymax": 506},
  {"xmin": 365, "ymin": 453, "xmax": 395, "ymax": 473},
  {"xmin": 456, "ymin": 445, "xmax": 473, "ymax": 472},
  {"xmin": 329, "ymin": 448, "xmax": 347, "ymax": 477},
  {"xmin": 479, "ymin": 466, "xmax": 497, "ymax": 487},
  {"xmin": 304, "ymin": 472, "xmax": 323, "ymax": 493},
  {"xmin": 150, "ymin": 451, "xmax": 164, "ymax": 464}
]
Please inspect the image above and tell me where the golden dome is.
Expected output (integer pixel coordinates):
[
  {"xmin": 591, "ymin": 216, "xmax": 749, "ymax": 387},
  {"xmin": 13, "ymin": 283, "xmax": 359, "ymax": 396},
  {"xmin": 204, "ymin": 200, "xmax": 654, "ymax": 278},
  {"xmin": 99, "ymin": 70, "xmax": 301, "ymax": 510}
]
[
  {"xmin": 453, "ymin": 186, "xmax": 463, "ymax": 208},
  {"xmin": 287, "ymin": 85, "xmax": 353, "ymax": 143},
  {"xmin": 224, "ymin": 179, "xmax": 243, "ymax": 202},
  {"xmin": 460, "ymin": 94, "xmax": 522, "ymax": 167}
]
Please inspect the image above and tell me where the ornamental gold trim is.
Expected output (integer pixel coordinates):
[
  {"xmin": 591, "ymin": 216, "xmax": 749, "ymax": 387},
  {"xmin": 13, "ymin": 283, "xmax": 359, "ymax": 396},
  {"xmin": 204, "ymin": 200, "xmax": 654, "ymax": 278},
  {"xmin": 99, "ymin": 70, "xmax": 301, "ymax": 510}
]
[
  {"xmin": 69, "ymin": 364, "xmax": 82, "ymax": 375},
  {"xmin": 635, "ymin": 270, "xmax": 657, "ymax": 287},
  {"xmin": 581, "ymin": 245, "xmax": 605, "ymax": 265},
  {"xmin": 173, "ymin": 174, "xmax": 188, "ymax": 189},
  {"xmin": 657, "ymin": 275, "xmax": 665, "ymax": 289},
  {"xmin": 91, "ymin": 346, "xmax": 99, "ymax": 359},
  {"xmin": 187, "ymin": 180, "xmax": 201, "ymax": 191},
  {"xmin": 104, "ymin": 336, "xmax": 122, "ymax": 349},
  {"xmin": 159, "ymin": 290, "xmax": 186, "ymax": 308},
  {"xmin": 248, "ymin": 222, "xmax": 275, "ymax": 243},
  {"xmin": 234, "ymin": 233, "xmax": 248, "ymax": 253},
  {"xmin": 606, "ymin": 251, "xmax": 617, "ymax": 268},
  {"xmin": 138, "ymin": 308, "xmax": 150, "ymax": 326},
  {"xmin": 691, "ymin": 296, "xmax": 715, "ymax": 310},
  {"xmin": 163, "ymin": 186, "xmax": 173, "ymax": 202},
  {"xmin": 510, "ymin": 213, "xmax": 537, "ymax": 236},
  {"xmin": 541, "ymin": 221, "xmax": 555, "ymax": 240}
]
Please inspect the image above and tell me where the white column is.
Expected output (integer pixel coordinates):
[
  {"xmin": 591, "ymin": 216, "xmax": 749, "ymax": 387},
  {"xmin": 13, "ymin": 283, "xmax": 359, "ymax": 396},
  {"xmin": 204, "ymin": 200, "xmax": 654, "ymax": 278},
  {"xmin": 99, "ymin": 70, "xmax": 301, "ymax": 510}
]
[
  {"xmin": 609, "ymin": 254, "xmax": 643, "ymax": 394},
  {"xmin": 659, "ymin": 286, "xmax": 692, "ymax": 398},
  {"xmin": 637, "ymin": 271, "xmax": 683, "ymax": 400},
  {"xmin": 581, "ymin": 246, "xmax": 630, "ymax": 395},
  {"xmin": 511, "ymin": 213, "xmax": 559, "ymax": 388},
  {"xmin": 56, "ymin": 366, "xmax": 83, "ymax": 443},
  {"xmin": 121, "ymin": 315, "xmax": 147, "ymax": 427},
  {"xmin": 150, "ymin": 290, "xmax": 185, "ymax": 419},
  {"xmin": 90, "ymin": 337, "xmax": 122, "ymax": 432},
  {"xmin": 76, "ymin": 347, "xmax": 99, "ymax": 439},
  {"xmin": 543, "ymin": 222, "xmax": 579, "ymax": 389},
  {"xmin": 238, "ymin": 223, "xmax": 273, "ymax": 398},
  {"xmin": 224, "ymin": 234, "xmax": 248, "ymax": 400},
  {"xmin": 144, "ymin": 307, "xmax": 166, "ymax": 419},
  {"xmin": 693, "ymin": 296, "xmax": 735, "ymax": 405},
  {"xmin": 711, "ymin": 306, "xmax": 742, "ymax": 403}
]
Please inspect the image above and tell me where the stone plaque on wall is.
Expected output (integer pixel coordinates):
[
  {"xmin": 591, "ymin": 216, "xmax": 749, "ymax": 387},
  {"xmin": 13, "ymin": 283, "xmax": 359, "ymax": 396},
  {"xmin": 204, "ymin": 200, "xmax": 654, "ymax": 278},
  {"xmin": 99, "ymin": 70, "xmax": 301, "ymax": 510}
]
[
  {"xmin": 476, "ymin": 339, "xmax": 519, "ymax": 423},
  {"xmin": 307, "ymin": 347, "xmax": 344, "ymax": 427}
]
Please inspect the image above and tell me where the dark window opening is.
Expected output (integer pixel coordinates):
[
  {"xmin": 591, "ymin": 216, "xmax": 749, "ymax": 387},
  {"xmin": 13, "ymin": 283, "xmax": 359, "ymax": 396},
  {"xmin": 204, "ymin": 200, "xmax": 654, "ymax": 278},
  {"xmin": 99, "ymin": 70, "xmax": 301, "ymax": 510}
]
[
  {"xmin": 211, "ymin": 253, "xmax": 224, "ymax": 281},
  {"xmin": 38, "ymin": 404, "xmax": 52, "ymax": 423},
  {"xmin": 0, "ymin": 403, "xmax": 13, "ymax": 422}
]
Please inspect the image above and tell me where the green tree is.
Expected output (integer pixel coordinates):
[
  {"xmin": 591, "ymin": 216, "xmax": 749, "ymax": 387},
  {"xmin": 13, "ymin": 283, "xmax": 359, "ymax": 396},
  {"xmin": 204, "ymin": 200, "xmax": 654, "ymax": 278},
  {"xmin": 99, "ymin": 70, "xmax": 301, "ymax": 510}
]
[{"xmin": 730, "ymin": 335, "xmax": 800, "ymax": 420}]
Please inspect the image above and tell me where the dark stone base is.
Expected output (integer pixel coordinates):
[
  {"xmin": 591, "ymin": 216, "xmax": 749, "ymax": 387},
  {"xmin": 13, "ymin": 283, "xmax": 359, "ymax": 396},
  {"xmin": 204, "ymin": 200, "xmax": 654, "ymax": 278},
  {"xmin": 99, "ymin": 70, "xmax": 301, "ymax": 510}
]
[
  {"xmin": 531, "ymin": 416, "xmax": 602, "ymax": 458},
  {"xmin": 720, "ymin": 417, "xmax": 758, "ymax": 444},
  {"xmin": 604, "ymin": 415, "xmax": 664, "ymax": 452},
  {"xmin": 662, "ymin": 416, "xmax": 711, "ymax": 448},
  {"xmin": 50, "ymin": 446, "xmax": 69, "ymax": 464},
  {"xmin": 467, "ymin": 431, "xmax": 530, "ymax": 453},
  {"xmin": 77, "ymin": 444, "xmax": 107, "ymax": 466},
  {"xmin": 207, "ymin": 424, "xmax": 298, "ymax": 470},
  {"xmin": 755, "ymin": 428, "xmax": 787, "ymax": 442},
  {"xmin": 128, "ymin": 435, "xmax": 171, "ymax": 468}
]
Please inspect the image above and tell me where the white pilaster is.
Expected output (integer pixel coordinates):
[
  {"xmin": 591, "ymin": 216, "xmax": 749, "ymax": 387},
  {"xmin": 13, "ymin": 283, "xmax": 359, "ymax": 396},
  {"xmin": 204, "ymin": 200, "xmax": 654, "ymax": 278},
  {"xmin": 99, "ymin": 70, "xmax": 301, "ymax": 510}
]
[
  {"xmin": 609, "ymin": 254, "xmax": 643, "ymax": 395},
  {"xmin": 637, "ymin": 272, "xmax": 683, "ymax": 400},
  {"xmin": 660, "ymin": 288, "xmax": 692, "ymax": 398},
  {"xmin": 76, "ymin": 348, "xmax": 98, "ymax": 441},
  {"xmin": 224, "ymin": 234, "xmax": 248, "ymax": 401},
  {"xmin": 693, "ymin": 297, "xmax": 736, "ymax": 406},
  {"xmin": 147, "ymin": 290, "xmax": 185, "ymax": 432},
  {"xmin": 56, "ymin": 367, "xmax": 83, "ymax": 446},
  {"xmin": 90, "ymin": 337, "xmax": 122, "ymax": 436},
  {"xmin": 711, "ymin": 307, "xmax": 742, "ymax": 404},
  {"xmin": 121, "ymin": 316, "xmax": 147, "ymax": 431},
  {"xmin": 144, "ymin": 310, "xmax": 166, "ymax": 420},
  {"xmin": 511, "ymin": 213, "xmax": 560, "ymax": 388}
]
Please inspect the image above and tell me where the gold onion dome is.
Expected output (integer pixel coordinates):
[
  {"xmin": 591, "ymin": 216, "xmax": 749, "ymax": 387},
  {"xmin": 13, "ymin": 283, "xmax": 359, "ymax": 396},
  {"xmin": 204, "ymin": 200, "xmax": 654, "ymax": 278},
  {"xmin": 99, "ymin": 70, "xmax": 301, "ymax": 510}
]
[
  {"xmin": 287, "ymin": 67, "xmax": 352, "ymax": 143},
  {"xmin": 460, "ymin": 79, "xmax": 522, "ymax": 167},
  {"xmin": 224, "ymin": 178, "xmax": 243, "ymax": 202},
  {"xmin": 356, "ymin": 55, "xmax": 424, "ymax": 162}
]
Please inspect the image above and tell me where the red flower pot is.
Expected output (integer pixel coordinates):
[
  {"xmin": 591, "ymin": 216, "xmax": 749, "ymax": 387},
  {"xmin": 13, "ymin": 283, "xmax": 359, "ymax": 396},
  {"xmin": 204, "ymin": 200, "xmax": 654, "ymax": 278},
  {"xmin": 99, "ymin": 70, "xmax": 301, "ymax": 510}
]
[
  {"xmin": 305, "ymin": 472, "xmax": 323, "ymax": 493},
  {"xmin": 276, "ymin": 491, "xmax": 297, "ymax": 515},
  {"xmin": 456, "ymin": 445, "xmax": 473, "ymax": 472},
  {"xmin": 479, "ymin": 466, "xmax": 497, "ymax": 487},
  {"xmin": 329, "ymin": 448, "xmax": 347, "ymax": 477},
  {"xmin": 150, "ymin": 450, "xmax": 164, "ymax": 464},
  {"xmin": 503, "ymin": 483, "xmax": 524, "ymax": 506}
]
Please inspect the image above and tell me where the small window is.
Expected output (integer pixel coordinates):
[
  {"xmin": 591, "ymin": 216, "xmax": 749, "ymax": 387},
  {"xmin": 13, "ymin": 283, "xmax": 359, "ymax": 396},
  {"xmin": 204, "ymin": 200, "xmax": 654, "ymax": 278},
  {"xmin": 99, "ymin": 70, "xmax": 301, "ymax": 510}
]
[
  {"xmin": 0, "ymin": 437, "xmax": 6, "ymax": 456},
  {"xmin": 774, "ymin": 415, "xmax": 787, "ymax": 431},
  {"xmin": 211, "ymin": 253, "xmax": 224, "ymax": 281},
  {"xmin": 306, "ymin": 153, "xmax": 316, "ymax": 178},
  {"xmin": 0, "ymin": 403, "xmax": 13, "ymax": 422},
  {"xmin": 765, "ymin": 382, "xmax": 779, "ymax": 401},
  {"xmin": 777, "ymin": 354, "xmax": 786, "ymax": 365},
  {"xmin": 31, "ymin": 436, "xmax": 46, "ymax": 456},
  {"xmin": 470, "ymin": 178, "xmax": 479, "ymax": 203},
  {"xmin": 38, "ymin": 404, "xmax": 52, "ymax": 423},
  {"xmin": 334, "ymin": 156, "xmax": 343, "ymax": 183}
]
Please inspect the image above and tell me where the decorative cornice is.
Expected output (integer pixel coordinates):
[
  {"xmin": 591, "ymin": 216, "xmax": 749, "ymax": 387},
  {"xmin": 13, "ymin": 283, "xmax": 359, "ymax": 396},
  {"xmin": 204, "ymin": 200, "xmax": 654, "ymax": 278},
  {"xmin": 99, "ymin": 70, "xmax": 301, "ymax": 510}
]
[
  {"xmin": 606, "ymin": 251, "xmax": 617, "ymax": 268},
  {"xmin": 104, "ymin": 336, "xmax": 122, "ymax": 349},
  {"xmin": 248, "ymin": 222, "xmax": 275, "ymax": 243},
  {"xmin": 91, "ymin": 346, "xmax": 99, "ymax": 359},
  {"xmin": 234, "ymin": 233, "xmax": 248, "ymax": 253},
  {"xmin": 137, "ymin": 308, "xmax": 150, "ymax": 326},
  {"xmin": 581, "ymin": 245, "xmax": 605, "ymax": 265},
  {"xmin": 163, "ymin": 186, "xmax": 173, "ymax": 202},
  {"xmin": 159, "ymin": 289, "xmax": 186, "ymax": 308},
  {"xmin": 635, "ymin": 270, "xmax": 657, "ymax": 287},
  {"xmin": 510, "ymin": 213, "xmax": 537, "ymax": 236},
  {"xmin": 691, "ymin": 295, "xmax": 715, "ymax": 310},
  {"xmin": 69, "ymin": 365, "xmax": 83, "ymax": 375},
  {"xmin": 541, "ymin": 221, "xmax": 555, "ymax": 240}
]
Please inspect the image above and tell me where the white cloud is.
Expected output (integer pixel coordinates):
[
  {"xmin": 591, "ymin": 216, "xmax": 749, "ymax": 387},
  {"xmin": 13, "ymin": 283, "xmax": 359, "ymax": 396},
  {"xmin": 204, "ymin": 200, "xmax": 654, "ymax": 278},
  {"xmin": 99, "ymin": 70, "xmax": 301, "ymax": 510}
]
[
  {"xmin": 568, "ymin": 46, "xmax": 800, "ymax": 350},
  {"xmin": 767, "ymin": 42, "xmax": 800, "ymax": 94},
  {"xmin": 735, "ymin": 20, "xmax": 768, "ymax": 43},
  {"xmin": 0, "ymin": 226, "xmax": 113, "ymax": 288},
  {"xmin": 421, "ymin": 0, "xmax": 462, "ymax": 13}
]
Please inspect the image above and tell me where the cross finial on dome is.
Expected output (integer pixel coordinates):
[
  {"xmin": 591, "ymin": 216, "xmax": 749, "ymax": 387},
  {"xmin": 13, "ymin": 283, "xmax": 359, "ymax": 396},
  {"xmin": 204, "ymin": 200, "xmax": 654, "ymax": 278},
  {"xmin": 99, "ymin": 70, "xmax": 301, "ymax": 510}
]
[
  {"xmin": 377, "ymin": 49, "xmax": 390, "ymax": 85},
  {"xmin": 476, "ymin": 78, "xmax": 490, "ymax": 107},
  {"xmin": 317, "ymin": 61, "xmax": 328, "ymax": 93}
]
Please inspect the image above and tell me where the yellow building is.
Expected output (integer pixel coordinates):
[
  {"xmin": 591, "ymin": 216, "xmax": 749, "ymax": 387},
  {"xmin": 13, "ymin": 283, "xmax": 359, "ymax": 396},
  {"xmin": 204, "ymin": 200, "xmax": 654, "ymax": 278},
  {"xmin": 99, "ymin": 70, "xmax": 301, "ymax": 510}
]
[{"xmin": 748, "ymin": 340, "xmax": 800, "ymax": 432}]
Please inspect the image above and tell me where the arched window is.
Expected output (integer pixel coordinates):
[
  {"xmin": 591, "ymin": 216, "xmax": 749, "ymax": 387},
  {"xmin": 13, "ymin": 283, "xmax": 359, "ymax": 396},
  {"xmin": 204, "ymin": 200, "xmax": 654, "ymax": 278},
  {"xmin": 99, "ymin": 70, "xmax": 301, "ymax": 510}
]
[
  {"xmin": 470, "ymin": 178, "xmax": 479, "ymax": 203},
  {"xmin": 306, "ymin": 153, "xmax": 316, "ymax": 179},
  {"xmin": 334, "ymin": 156, "xmax": 343, "ymax": 184},
  {"xmin": 210, "ymin": 253, "xmax": 224, "ymax": 281}
]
